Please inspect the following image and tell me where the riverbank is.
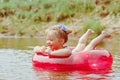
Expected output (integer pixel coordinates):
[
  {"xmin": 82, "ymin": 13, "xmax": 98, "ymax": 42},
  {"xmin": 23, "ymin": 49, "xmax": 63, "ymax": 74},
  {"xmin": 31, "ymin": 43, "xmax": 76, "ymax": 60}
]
[
  {"xmin": 0, "ymin": 0, "xmax": 120, "ymax": 38},
  {"xmin": 0, "ymin": 15, "xmax": 120, "ymax": 38}
]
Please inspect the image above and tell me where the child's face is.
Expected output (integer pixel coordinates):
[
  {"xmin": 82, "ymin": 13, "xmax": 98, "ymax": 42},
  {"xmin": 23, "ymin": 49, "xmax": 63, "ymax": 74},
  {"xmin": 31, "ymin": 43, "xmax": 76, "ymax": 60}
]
[{"xmin": 46, "ymin": 33, "xmax": 64, "ymax": 50}]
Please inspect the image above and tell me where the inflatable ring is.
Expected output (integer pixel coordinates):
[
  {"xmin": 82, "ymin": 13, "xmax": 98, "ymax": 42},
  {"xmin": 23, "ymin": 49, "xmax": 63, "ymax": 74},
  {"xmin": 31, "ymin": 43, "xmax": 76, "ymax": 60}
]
[{"xmin": 32, "ymin": 49, "xmax": 113, "ymax": 71}]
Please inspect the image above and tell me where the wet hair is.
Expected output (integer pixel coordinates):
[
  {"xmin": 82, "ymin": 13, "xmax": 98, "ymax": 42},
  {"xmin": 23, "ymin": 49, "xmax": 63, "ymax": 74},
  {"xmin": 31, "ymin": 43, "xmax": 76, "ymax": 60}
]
[{"xmin": 46, "ymin": 24, "xmax": 72, "ymax": 43}]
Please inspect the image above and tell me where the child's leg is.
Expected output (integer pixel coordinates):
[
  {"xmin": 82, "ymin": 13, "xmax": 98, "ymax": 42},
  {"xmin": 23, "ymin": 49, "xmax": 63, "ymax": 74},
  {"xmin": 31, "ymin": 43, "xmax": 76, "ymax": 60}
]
[
  {"xmin": 72, "ymin": 29, "xmax": 94, "ymax": 53},
  {"xmin": 83, "ymin": 31, "xmax": 111, "ymax": 51}
]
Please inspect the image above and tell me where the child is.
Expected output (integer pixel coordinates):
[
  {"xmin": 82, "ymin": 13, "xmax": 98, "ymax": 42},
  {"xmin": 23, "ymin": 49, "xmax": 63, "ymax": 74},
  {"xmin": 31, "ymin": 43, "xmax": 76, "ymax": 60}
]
[
  {"xmin": 34, "ymin": 24, "xmax": 110, "ymax": 56},
  {"xmin": 34, "ymin": 24, "xmax": 72, "ymax": 56}
]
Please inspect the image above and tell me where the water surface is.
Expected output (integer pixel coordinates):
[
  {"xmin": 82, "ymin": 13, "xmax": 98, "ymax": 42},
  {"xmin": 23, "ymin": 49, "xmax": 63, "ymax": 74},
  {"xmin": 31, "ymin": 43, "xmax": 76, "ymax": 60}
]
[{"xmin": 0, "ymin": 35, "xmax": 120, "ymax": 80}]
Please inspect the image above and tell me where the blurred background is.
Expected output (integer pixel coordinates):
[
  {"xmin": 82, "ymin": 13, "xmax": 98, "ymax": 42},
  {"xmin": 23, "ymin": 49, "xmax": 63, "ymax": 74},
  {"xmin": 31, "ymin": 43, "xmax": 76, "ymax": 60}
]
[
  {"xmin": 0, "ymin": 0, "xmax": 120, "ymax": 80},
  {"xmin": 0, "ymin": 0, "xmax": 120, "ymax": 37}
]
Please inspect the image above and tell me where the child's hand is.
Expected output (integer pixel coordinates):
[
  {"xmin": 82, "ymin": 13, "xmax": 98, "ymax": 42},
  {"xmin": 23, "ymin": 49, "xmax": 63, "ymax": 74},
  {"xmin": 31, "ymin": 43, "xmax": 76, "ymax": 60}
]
[
  {"xmin": 33, "ymin": 46, "xmax": 46, "ymax": 52},
  {"xmin": 40, "ymin": 46, "xmax": 46, "ymax": 52},
  {"xmin": 45, "ymin": 47, "xmax": 52, "ymax": 53}
]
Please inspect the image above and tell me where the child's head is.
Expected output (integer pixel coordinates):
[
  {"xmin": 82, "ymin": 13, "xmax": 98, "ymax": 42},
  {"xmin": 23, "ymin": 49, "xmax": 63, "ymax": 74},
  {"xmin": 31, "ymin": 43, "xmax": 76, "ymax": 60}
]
[{"xmin": 45, "ymin": 24, "xmax": 72, "ymax": 50}]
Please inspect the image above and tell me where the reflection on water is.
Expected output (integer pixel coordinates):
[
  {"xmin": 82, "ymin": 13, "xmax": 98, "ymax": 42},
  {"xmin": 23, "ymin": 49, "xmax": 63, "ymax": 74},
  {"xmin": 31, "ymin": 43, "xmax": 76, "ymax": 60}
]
[
  {"xmin": 0, "ymin": 34, "xmax": 120, "ymax": 80},
  {"xmin": 33, "ymin": 68, "xmax": 114, "ymax": 80},
  {"xmin": 0, "ymin": 37, "xmax": 45, "ymax": 50}
]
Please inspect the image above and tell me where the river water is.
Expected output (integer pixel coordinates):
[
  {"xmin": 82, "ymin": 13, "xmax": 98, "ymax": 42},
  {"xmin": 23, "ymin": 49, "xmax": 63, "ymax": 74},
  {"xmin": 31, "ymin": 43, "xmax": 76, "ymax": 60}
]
[{"xmin": 0, "ymin": 34, "xmax": 120, "ymax": 80}]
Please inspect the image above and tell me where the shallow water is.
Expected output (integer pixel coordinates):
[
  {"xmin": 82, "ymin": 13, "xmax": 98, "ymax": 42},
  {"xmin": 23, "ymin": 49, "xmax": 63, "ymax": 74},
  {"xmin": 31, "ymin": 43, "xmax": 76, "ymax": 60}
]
[{"xmin": 0, "ymin": 35, "xmax": 120, "ymax": 80}]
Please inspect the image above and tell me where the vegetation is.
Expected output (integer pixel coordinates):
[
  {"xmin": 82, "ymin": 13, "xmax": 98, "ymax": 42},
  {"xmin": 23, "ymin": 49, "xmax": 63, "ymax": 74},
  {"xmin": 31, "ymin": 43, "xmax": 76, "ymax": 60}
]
[{"xmin": 0, "ymin": 0, "xmax": 120, "ymax": 37}]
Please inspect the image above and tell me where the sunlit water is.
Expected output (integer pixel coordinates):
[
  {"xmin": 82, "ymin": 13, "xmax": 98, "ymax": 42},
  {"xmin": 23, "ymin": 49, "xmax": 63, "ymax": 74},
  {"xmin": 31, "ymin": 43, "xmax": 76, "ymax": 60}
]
[{"xmin": 0, "ymin": 35, "xmax": 120, "ymax": 80}]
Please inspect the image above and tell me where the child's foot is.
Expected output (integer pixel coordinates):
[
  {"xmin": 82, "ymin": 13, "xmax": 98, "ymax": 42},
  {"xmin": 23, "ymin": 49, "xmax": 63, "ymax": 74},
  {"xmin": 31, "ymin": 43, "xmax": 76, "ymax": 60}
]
[
  {"xmin": 101, "ymin": 31, "xmax": 111, "ymax": 38},
  {"xmin": 87, "ymin": 29, "xmax": 95, "ymax": 35}
]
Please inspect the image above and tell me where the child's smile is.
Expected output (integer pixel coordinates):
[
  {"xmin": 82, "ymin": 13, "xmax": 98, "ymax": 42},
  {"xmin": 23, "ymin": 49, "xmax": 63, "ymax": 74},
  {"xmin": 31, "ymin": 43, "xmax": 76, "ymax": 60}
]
[{"xmin": 46, "ymin": 33, "xmax": 63, "ymax": 50}]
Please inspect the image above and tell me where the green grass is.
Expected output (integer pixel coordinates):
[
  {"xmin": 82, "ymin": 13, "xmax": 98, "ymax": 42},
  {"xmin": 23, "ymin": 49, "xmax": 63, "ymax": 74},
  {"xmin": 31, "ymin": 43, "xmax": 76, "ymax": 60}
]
[
  {"xmin": 0, "ymin": 0, "xmax": 120, "ymax": 37},
  {"xmin": 107, "ymin": 0, "xmax": 120, "ymax": 16},
  {"xmin": 82, "ymin": 19, "xmax": 105, "ymax": 34},
  {"xmin": 74, "ymin": 18, "xmax": 105, "ymax": 38}
]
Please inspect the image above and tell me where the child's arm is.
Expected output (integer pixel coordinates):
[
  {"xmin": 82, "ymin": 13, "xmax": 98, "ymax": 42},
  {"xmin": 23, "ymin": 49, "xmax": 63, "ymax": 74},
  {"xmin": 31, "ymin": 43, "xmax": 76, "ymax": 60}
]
[
  {"xmin": 34, "ymin": 46, "xmax": 71, "ymax": 56},
  {"xmin": 49, "ymin": 48, "xmax": 71, "ymax": 56}
]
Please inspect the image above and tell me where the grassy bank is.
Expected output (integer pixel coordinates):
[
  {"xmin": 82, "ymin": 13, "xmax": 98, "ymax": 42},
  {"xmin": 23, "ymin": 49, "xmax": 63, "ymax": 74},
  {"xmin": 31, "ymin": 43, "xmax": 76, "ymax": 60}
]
[{"xmin": 0, "ymin": 0, "xmax": 120, "ymax": 37}]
